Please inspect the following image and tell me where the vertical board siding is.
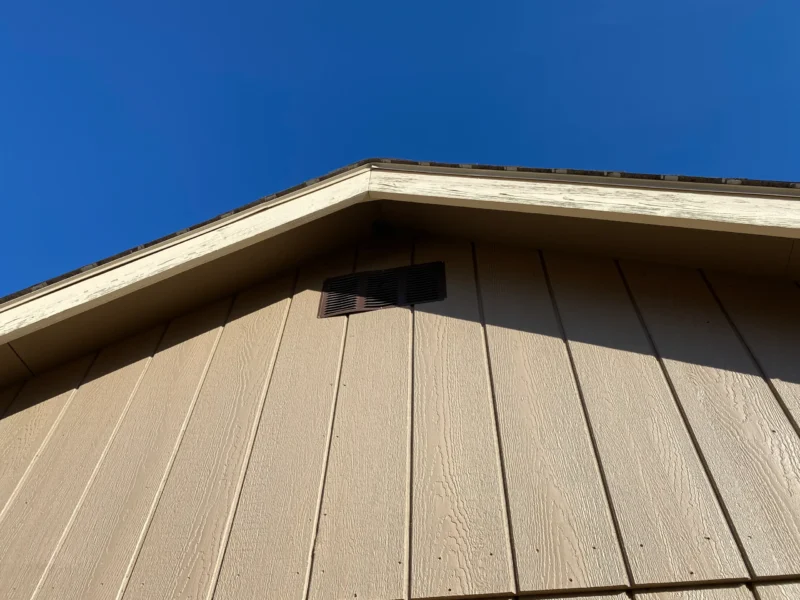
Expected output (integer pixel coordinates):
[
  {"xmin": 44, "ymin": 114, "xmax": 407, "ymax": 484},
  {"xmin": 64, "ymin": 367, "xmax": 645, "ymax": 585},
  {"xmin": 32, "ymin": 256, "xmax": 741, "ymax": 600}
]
[
  {"xmin": 0, "ymin": 327, "xmax": 162, "ymax": 600},
  {"xmin": 621, "ymin": 261, "xmax": 800, "ymax": 578},
  {"xmin": 544, "ymin": 253, "xmax": 746, "ymax": 586},
  {"xmin": 635, "ymin": 587, "xmax": 754, "ymax": 600},
  {"xmin": 121, "ymin": 275, "xmax": 293, "ymax": 600},
  {"xmin": 7, "ymin": 246, "xmax": 800, "ymax": 599},
  {"xmin": 0, "ymin": 357, "xmax": 91, "ymax": 515},
  {"xmin": 757, "ymin": 583, "xmax": 800, "ymax": 600},
  {"xmin": 705, "ymin": 272, "xmax": 800, "ymax": 428},
  {"xmin": 213, "ymin": 252, "xmax": 353, "ymax": 600},
  {"xmin": 410, "ymin": 239, "xmax": 515, "ymax": 599},
  {"xmin": 308, "ymin": 243, "xmax": 412, "ymax": 600},
  {"xmin": 476, "ymin": 244, "xmax": 627, "ymax": 593},
  {"xmin": 34, "ymin": 299, "xmax": 231, "ymax": 600}
]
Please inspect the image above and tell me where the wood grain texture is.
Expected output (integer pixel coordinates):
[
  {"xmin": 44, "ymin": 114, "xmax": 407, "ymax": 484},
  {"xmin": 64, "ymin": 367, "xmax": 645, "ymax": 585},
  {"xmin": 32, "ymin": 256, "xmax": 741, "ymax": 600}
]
[
  {"xmin": 705, "ymin": 271, "xmax": 800, "ymax": 427},
  {"xmin": 121, "ymin": 275, "xmax": 293, "ymax": 600},
  {"xmin": 410, "ymin": 239, "xmax": 515, "ymax": 599},
  {"xmin": 307, "ymin": 243, "xmax": 412, "ymax": 600},
  {"xmin": 0, "ymin": 327, "xmax": 161, "ymax": 600},
  {"xmin": 544, "ymin": 253, "xmax": 746, "ymax": 587},
  {"xmin": 370, "ymin": 169, "xmax": 800, "ymax": 238},
  {"xmin": 0, "ymin": 170, "xmax": 369, "ymax": 346},
  {"xmin": 0, "ymin": 343, "xmax": 29, "ymax": 387},
  {"xmin": 476, "ymin": 244, "xmax": 627, "ymax": 593},
  {"xmin": 213, "ymin": 252, "xmax": 353, "ymax": 600},
  {"xmin": 0, "ymin": 357, "xmax": 91, "ymax": 515},
  {"xmin": 622, "ymin": 261, "xmax": 800, "ymax": 578},
  {"xmin": 34, "ymin": 300, "xmax": 231, "ymax": 600},
  {"xmin": 635, "ymin": 586, "xmax": 754, "ymax": 600},
  {"xmin": 757, "ymin": 583, "xmax": 800, "ymax": 600}
]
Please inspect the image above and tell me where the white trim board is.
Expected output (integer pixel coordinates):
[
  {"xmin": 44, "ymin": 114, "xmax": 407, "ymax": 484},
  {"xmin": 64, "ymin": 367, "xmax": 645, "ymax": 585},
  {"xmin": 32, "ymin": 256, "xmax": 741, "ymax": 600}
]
[
  {"xmin": 1, "ymin": 162, "xmax": 799, "ymax": 347},
  {"xmin": 369, "ymin": 168, "xmax": 800, "ymax": 237},
  {"xmin": 0, "ymin": 169, "xmax": 370, "ymax": 345}
]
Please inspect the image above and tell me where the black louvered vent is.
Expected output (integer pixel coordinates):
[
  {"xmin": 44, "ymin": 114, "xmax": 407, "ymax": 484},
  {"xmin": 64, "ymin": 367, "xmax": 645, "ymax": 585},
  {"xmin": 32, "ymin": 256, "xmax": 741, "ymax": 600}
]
[{"xmin": 318, "ymin": 262, "xmax": 446, "ymax": 318}]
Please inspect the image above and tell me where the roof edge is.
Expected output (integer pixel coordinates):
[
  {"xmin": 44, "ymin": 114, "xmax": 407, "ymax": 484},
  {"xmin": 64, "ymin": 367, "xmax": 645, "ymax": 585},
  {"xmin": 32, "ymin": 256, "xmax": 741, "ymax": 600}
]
[{"xmin": 2, "ymin": 158, "xmax": 799, "ymax": 348}]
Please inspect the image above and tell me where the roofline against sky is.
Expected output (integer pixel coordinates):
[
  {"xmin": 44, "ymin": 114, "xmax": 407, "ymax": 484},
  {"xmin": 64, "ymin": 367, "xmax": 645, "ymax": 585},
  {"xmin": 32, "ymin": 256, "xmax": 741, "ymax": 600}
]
[{"xmin": 2, "ymin": 158, "xmax": 799, "ymax": 347}]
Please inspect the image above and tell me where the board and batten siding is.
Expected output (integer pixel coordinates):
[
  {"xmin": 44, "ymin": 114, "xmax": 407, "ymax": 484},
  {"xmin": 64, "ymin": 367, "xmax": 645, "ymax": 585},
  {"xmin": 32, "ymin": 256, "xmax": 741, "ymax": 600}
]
[{"xmin": 2, "ymin": 239, "xmax": 800, "ymax": 600}]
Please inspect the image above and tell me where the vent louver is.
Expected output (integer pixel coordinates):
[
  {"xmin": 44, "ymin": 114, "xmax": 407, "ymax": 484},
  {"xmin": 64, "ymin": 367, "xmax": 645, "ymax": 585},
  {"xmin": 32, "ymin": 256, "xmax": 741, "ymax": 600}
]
[{"xmin": 318, "ymin": 262, "xmax": 446, "ymax": 318}]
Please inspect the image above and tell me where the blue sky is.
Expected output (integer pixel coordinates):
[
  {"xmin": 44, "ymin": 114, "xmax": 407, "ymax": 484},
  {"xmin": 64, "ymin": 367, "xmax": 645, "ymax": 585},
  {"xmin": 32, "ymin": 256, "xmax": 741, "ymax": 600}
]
[{"xmin": 1, "ymin": 1, "xmax": 798, "ymax": 296}]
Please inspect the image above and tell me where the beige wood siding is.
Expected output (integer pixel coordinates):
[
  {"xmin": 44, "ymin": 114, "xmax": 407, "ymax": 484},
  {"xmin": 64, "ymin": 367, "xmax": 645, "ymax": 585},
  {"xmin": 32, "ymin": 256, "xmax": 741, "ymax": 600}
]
[
  {"xmin": 410, "ymin": 240, "xmax": 515, "ymax": 599},
  {"xmin": 214, "ymin": 253, "xmax": 352, "ymax": 600},
  {"xmin": 34, "ymin": 300, "xmax": 230, "ymax": 600},
  {"xmin": 477, "ymin": 245, "xmax": 627, "ymax": 593},
  {"xmin": 757, "ymin": 582, "xmax": 800, "ymax": 600},
  {"xmin": 0, "ymin": 357, "xmax": 91, "ymax": 515},
  {"xmin": 123, "ymin": 275, "xmax": 293, "ymax": 600},
  {"xmin": 2, "ymin": 240, "xmax": 800, "ymax": 600},
  {"xmin": 0, "ymin": 328, "xmax": 162, "ymax": 599},
  {"xmin": 634, "ymin": 586, "xmax": 754, "ymax": 600},
  {"xmin": 622, "ymin": 261, "xmax": 800, "ymax": 578},
  {"xmin": 307, "ymin": 242, "xmax": 412, "ymax": 600},
  {"xmin": 545, "ymin": 253, "xmax": 746, "ymax": 586}
]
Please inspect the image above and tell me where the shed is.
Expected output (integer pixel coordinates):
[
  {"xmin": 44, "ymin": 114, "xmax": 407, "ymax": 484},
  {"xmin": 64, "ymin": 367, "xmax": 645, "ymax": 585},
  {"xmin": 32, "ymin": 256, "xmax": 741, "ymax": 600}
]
[{"xmin": 1, "ymin": 159, "xmax": 800, "ymax": 600}]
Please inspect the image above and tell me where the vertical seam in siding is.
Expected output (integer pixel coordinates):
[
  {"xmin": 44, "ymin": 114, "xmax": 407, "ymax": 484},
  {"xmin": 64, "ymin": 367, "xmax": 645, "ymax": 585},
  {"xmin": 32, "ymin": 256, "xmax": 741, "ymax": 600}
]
[
  {"xmin": 749, "ymin": 582, "xmax": 764, "ymax": 600},
  {"xmin": 8, "ymin": 342, "xmax": 34, "ymax": 377},
  {"xmin": 404, "ymin": 239, "xmax": 418, "ymax": 600},
  {"xmin": 539, "ymin": 250, "xmax": 635, "ymax": 586},
  {"xmin": 205, "ymin": 272, "xmax": 300, "ymax": 600},
  {"xmin": 31, "ymin": 323, "xmax": 169, "ymax": 600},
  {"xmin": 302, "ymin": 248, "xmax": 359, "ymax": 600},
  {"xmin": 471, "ymin": 241, "xmax": 520, "ymax": 594},
  {"xmin": 700, "ymin": 269, "xmax": 800, "ymax": 441},
  {"xmin": 0, "ymin": 351, "xmax": 98, "ymax": 526},
  {"xmin": 115, "ymin": 295, "xmax": 237, "ymax": 600},
  {"xmin": 615, "ymin": 261, "xmax": 755, "ymax": 580}
]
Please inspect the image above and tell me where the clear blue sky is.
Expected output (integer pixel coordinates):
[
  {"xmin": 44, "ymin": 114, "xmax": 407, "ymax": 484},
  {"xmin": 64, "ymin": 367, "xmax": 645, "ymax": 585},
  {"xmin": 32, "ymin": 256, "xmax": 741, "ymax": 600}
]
[{"xmin": 2, "ymin": 1, "xmax": 798, "ymax": 297}]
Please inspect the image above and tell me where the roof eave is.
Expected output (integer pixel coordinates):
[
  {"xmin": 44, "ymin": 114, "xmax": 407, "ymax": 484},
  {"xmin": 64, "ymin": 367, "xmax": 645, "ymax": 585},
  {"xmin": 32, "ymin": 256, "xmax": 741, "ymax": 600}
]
[{"xmin": 1, "ymin": 159, "xmax": 799, "ymax": 348}]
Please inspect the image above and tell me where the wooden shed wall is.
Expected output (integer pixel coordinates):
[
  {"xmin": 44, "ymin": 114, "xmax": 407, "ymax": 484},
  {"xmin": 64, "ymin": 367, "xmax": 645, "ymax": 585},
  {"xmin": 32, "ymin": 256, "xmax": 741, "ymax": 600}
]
[{"xmin": 1, "ymin": 239, "xmax": 800, "ymax": 600}]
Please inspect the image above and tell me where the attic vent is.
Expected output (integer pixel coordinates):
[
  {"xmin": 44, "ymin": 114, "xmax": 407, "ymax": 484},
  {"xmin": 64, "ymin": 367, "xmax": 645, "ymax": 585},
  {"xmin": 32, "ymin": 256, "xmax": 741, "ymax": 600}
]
[{"xmin": 318, "ymin": 262, "xmax": 446, "ymax": 318}]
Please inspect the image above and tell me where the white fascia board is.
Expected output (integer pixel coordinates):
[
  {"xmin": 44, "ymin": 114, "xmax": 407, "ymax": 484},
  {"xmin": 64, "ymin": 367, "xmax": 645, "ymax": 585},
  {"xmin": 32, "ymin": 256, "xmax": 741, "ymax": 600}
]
[
  {"xmin": 2, "ymin": 162, "xmax": 799, "ymax": 347},
  {"xmin": 0, "ymin": 169, "xmax": 371, "ymax": 345},
  {"xmin": 368, "ymin": 168, "xmax": 800, "ymax": 238}
]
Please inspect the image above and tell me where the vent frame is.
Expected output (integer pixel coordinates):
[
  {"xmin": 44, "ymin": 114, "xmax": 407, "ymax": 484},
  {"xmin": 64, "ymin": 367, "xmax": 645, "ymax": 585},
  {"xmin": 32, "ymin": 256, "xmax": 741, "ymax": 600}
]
[{"xmin": 318, "ymin": 261, "xmax": 446, "ymax": 318}]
